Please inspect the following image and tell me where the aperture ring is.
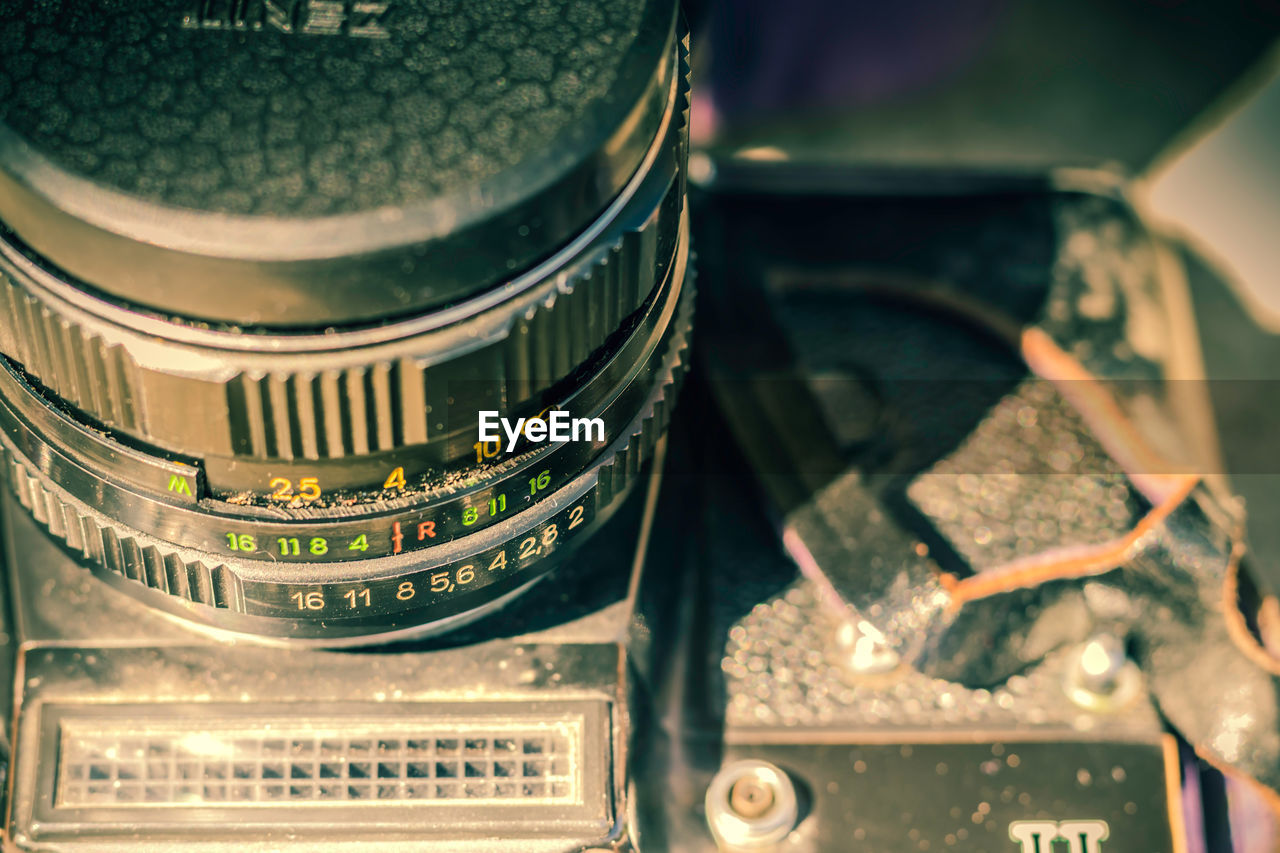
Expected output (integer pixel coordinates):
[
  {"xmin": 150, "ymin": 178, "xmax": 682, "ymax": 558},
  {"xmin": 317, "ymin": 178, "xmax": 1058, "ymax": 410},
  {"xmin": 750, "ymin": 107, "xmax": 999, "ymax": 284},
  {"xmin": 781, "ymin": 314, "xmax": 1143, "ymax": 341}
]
[{"xmin": 0, "ymin": 273, "xmax": 691, "ymax": 637}]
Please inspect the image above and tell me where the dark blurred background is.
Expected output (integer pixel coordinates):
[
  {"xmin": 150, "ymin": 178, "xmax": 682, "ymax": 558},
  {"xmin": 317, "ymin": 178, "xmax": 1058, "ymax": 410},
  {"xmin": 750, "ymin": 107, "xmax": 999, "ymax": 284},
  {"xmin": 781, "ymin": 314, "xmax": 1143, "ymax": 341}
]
[
  {"xmin": 682, "ymin": 10, "xmax": 1280, "ymax": 845},
  {"xmin": 687, "ymin": 0, "xmax": 1279, "ymax": 171},
  {"xmin": 683, "ymin": 0, "xmax": 1280, "ymax": 593}
]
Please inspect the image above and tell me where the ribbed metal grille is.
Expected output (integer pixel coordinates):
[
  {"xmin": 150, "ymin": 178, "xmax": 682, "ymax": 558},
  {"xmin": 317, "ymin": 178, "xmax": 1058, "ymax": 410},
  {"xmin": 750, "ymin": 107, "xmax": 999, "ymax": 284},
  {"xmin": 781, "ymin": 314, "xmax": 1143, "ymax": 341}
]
[{"xmin": 57, "ymin": 718, "xmax": 582, "ymax": 807}]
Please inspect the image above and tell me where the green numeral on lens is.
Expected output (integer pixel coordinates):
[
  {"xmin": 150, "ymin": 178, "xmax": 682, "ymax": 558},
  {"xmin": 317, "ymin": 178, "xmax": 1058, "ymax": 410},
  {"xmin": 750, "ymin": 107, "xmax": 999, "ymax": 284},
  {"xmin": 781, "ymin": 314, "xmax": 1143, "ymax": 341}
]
[
  {"xmin": 529, "ymin": 469, "xmax": 550, "ymax": 495},
  {"xmin": 309, "ymin": 537, "xmax": 329, "ymax": 556},
  {"xmin": 277, "ymin": 537, "xmax": 299, "ymax": 556},
  {"xmin": 348, "ymin": 534, "xmax": 369, "ymax": 552},
  {"xmin": 226, "ymin": 532, "xmax": 256, "ymax": 551}
]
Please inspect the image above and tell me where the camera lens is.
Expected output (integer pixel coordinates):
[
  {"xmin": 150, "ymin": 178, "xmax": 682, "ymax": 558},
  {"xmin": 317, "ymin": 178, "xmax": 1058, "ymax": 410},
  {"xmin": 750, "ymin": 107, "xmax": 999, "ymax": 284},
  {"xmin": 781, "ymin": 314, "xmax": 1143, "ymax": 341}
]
[{"xmin": 0, "ymin": 0, "xmax": 690, "ymax": 643}]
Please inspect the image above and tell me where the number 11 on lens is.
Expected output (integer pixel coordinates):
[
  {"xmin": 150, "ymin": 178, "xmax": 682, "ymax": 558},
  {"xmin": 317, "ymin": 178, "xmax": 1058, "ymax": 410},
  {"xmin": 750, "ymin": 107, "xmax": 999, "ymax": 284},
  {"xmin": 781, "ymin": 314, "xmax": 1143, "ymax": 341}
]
[{"xmin": 344, "ymin": 588, "xmax": 371, "ymax": 608}]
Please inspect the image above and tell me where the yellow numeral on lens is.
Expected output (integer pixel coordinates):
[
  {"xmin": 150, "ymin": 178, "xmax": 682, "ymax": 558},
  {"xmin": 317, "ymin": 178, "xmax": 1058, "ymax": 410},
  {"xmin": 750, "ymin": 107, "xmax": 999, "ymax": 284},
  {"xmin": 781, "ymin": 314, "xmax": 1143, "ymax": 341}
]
[{"xmin": 269, "ymin": 477, "xmax": 322, "ymax": 503}]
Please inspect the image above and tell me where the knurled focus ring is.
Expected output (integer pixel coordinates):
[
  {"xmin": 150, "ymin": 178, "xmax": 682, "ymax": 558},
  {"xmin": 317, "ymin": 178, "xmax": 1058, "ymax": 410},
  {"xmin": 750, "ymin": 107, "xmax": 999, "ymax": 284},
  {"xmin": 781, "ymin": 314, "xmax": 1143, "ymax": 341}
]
[
  {"xmin": 0, "ymin": 37, "xmax": 689, "ymax": 462},
  {"xmin": 0, "ymin": 169, "xmax": 679, "ymax": 461}
]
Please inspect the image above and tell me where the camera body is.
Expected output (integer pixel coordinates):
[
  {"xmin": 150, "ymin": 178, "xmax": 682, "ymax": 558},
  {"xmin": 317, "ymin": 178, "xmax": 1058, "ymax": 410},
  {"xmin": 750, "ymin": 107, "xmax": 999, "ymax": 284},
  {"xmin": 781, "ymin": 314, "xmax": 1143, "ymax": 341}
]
[
  {"xmin": 0, "ymin": 164, "xmax": 1249, "ymax": 852},
  {"xmin": 0, "ymin": 483, "xmax": 649, "ymax": 850},
  {"xmin": 1, "ymin": 1, "xmax": 1279, "ymax": 850}
]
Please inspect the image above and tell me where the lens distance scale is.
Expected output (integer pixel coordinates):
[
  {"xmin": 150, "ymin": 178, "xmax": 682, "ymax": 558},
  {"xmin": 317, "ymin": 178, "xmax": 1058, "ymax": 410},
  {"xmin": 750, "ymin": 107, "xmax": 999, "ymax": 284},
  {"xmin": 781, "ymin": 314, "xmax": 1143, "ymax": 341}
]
[
  {"xmin": 0, "ymin": 252, "xmax": 689, "ymax": 641},
  {"xmin": 0, "ymin": 237, "xmax": 687, "ymax": 559}
]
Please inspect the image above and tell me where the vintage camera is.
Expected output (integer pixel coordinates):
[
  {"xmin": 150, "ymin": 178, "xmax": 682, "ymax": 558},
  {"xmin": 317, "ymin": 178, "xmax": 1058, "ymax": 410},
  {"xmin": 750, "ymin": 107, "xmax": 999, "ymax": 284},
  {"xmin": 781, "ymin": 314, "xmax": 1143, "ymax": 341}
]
[{"xmin": 0, "ymin": 0, "xmax": 1278, "ymax": 850}]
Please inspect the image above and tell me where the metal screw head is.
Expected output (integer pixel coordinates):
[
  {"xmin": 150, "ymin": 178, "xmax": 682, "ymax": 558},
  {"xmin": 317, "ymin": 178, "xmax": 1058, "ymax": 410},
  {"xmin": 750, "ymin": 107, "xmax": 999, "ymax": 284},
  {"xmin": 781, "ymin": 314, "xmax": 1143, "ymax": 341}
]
[
  {"xmin": 1064, "ymin": 633, "xmax": 1141, "ymax": 710},
  {"xmin": 706, "ymin": 760, "xmax": 799, "ymax": 848},
  {"xmin": 835, "ymin": 619, "xmax": 900, "ymax": 675},
  {"xmin": 729, "ymin": 775, "xmax": 776, "ymax": 819}
]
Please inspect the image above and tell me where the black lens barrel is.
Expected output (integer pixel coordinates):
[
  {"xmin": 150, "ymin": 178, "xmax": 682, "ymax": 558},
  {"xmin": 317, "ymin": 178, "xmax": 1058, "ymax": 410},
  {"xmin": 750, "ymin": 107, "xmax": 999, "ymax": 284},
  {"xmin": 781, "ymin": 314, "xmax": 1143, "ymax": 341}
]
[
  {"xmin": 0, "ymin": 0, "xmax": 679, "ymax": 327},
  {"xmin": 0, "ymin": 0, "xmax": 691, "ymax": 643}
]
